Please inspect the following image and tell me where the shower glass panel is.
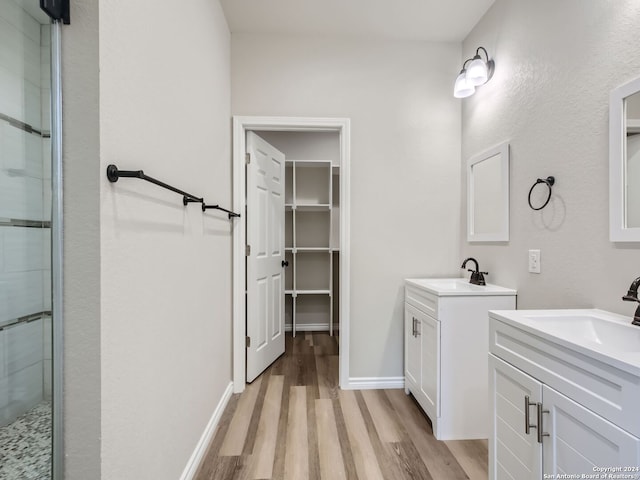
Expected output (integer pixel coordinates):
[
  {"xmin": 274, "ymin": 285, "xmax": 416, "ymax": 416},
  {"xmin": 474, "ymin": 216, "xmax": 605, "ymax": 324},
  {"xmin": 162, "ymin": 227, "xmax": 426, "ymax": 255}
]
[{"xmin": 0, "ymin": 1, "xmax": 55, "ymax": 478}]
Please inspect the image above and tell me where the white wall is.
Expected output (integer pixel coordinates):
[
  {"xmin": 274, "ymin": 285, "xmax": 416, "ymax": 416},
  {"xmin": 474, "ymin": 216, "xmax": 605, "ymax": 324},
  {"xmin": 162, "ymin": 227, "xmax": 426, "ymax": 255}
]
[
  {"xmin": 98, "ymin": 1, "xmax": 232, "ymax": 478},
  {"xmin": 62, "ymin": 0, "xmax": 101, "ymax": 477},
  {"xmin": 258, "ymin": 131, "xmax": 340, "ymax": 166},
  {"xmin": 232, "ymin": 35, "xmax": 462, "ymax": 378},
  {"xmin": 461, "ymin": 1, "xmax": 640, "ymax": 313},
  {"xmin": 63, "ymin": 0, "xmax": 233, "ymax": 478}
]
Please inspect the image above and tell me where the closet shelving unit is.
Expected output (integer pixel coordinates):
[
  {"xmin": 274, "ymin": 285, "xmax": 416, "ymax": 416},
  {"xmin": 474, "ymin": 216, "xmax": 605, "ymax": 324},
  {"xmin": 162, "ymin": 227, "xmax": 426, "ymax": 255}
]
[
  {"xmin": 628, "ymin": 119, "xmax": 640, "ymax": 134},
  {"xmin": 285, "ymin": 159, "xmax": 339, "ymax": 336}
]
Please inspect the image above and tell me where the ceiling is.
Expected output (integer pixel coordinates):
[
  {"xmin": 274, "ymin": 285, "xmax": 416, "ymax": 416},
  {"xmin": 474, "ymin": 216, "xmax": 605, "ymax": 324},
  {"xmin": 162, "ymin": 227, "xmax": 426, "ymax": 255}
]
[{"xmin": 219, "ymin": 0, "xmax": 495, "ymax": 42}]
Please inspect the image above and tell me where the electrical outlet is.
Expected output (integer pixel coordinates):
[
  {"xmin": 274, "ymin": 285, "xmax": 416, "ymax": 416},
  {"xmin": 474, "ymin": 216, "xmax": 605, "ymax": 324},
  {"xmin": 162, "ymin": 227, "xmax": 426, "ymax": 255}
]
[{"xmin": 528, "ymin": 249, "xmax": 541, "ymax": 274}]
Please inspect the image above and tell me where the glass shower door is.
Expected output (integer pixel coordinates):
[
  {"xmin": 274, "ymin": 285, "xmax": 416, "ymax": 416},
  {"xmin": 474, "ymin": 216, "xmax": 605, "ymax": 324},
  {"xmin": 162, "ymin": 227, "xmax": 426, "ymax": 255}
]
[{"xmin": 0, "ymin": 1, "xmax": 55, "ymax": 478}]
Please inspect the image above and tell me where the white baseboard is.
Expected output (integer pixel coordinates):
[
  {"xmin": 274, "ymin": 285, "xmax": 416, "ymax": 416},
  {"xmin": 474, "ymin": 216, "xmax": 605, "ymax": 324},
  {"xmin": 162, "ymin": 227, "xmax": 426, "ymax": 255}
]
[
  {"xmin": 346, "ymin": 376, "xmax": 405, "ymax": 390},
  {"xmin": 180, "ymin": 381, "xmax": 234, "ymax": 480},
  {"xmin": 285, "ymin": 323, "xmax": 332, "ymax": 332}
]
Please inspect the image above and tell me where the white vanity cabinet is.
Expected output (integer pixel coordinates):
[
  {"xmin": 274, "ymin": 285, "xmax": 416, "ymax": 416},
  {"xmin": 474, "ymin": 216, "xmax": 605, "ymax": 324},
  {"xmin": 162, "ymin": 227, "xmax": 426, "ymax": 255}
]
[
  {"xmin": 404, "ymin": 278, "xmax": 516, "ymax": 440},
  {"xmin": 489, "ymin": 311, "xmax": 640, "ymax": 480},
  {"xmin": 405, "ymin": 302, "xmax": 440, "ymax": 417},
  {"xmin": 404, "ymin": 303, "xmax": 422, "ymax": 394}
]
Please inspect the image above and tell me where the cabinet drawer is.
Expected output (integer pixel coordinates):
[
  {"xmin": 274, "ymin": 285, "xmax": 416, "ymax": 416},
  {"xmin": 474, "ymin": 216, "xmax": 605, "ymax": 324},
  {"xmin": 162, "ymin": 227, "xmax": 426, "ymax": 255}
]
[
  {"xmin": 405, "ymin": 284, "xmax": 438, "ymax": 319},
  {"xmin": 490, "ymin": 317, "xmax": 640, "ymax": 437}
]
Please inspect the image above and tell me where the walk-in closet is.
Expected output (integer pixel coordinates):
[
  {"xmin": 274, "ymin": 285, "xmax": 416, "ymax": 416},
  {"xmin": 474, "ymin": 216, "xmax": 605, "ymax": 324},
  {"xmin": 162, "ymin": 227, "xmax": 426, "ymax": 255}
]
[{"xmin": 256, "ymin": 131, "xmax": 340, "ymax": 337}]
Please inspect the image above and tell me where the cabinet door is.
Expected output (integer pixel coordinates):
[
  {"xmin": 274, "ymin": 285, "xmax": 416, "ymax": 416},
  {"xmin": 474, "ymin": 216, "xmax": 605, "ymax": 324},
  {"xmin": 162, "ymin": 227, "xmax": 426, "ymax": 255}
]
[
  {"xmin": 419, "ymin": 311, "xmax": 440, "ymax": 418},
  {"xmin": 489, "ymin": 355, "xmax": 542, "ymax": 480},
  {"xmin": 404, "ymin": 304, "xmax": 421, "ymax": 390},
  {"xmin": 542, "ymin": 385, "xmax": 640, "ymax": 477}
]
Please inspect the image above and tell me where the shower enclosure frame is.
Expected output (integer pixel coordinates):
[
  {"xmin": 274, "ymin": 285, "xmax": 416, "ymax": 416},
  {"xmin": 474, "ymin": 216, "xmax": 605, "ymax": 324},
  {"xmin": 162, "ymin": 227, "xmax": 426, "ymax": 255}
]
[{"xmin": 50, "ymin": 20, "xmax": 64, "ymax": 480}]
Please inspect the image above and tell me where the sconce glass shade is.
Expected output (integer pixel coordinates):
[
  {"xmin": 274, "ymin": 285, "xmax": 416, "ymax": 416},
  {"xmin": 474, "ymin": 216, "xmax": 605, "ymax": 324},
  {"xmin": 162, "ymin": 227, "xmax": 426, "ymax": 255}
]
[
  {"xmin": 466, "ymin": 55, "xmax": 488, "ymax": 86},
  {"xmin": 453, "ymin": 70, "xmax": 475, "ymax": 98}
]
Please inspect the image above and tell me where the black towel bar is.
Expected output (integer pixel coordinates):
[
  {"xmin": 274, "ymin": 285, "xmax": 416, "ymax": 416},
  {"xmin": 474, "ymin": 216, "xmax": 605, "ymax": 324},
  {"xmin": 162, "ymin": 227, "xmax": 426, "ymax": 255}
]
[
  {"xmin": 202, "ymin": 203, "xmax": 241, "ymax": 219},
  {"xmin": 106, "ymin": 164, "xmax": 240, "ymax": 219}
]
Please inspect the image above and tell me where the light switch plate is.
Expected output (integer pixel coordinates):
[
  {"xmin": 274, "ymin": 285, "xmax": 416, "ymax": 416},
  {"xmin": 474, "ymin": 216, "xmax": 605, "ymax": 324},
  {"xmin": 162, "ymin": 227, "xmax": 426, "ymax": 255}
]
[{"xmin": 528, "ymin": 249, "xmax": 541, "ymax": 274}]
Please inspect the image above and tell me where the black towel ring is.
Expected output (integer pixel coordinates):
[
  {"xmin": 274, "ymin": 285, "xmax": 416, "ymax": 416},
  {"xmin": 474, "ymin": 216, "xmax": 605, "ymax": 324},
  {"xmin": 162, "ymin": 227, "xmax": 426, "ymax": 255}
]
[{"xmin": 528, "ymin": 176, "xmax": 555, "ymax": 211}]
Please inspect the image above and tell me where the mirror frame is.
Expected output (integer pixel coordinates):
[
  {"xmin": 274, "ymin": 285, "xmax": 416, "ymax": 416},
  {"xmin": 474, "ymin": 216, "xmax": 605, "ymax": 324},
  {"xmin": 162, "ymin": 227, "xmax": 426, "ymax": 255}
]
[
  {"xmin": 610, "ymin": 76, "xmax": 640, "ymax": 242},
  {"xmin": 467, "ymin": 142, "xmax": 510, "ymax": 242}
]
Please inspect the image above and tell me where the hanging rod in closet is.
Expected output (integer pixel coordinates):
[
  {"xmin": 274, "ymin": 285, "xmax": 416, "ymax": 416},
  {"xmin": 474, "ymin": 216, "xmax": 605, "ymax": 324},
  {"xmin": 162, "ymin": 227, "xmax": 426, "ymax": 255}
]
[{"xmin": 106, "ymin": 164, "xmax": 240, "ymax": 218}]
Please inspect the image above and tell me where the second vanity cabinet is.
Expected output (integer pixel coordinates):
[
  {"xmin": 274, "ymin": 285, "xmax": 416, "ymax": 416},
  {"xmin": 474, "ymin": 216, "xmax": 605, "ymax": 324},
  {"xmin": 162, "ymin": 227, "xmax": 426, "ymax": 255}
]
[
  {"xmin": 404, "ymin": 278, "xmax": 516, "ymax": 440},
  {"xmin": 489, "ymin": 310, "xmax": 640, "ymax": 479}
]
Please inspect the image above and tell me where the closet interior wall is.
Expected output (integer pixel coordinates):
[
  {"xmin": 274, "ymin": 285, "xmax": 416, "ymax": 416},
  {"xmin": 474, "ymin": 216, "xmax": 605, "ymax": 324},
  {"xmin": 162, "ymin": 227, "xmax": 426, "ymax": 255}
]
[{"xmin": 256, "ymin": 131, "xmax": 340, "ymax": 336}]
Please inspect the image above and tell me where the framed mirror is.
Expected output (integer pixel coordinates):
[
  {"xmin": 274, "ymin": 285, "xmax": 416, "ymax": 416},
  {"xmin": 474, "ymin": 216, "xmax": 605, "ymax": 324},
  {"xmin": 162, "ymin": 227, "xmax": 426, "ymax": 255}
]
[
  {"xmin": 467, "ymin": 142, "xmax": 510, "ymax": 242},
  {"xmin": 610, "ymin": 76, "xmax": 640, "ymax": 241}
]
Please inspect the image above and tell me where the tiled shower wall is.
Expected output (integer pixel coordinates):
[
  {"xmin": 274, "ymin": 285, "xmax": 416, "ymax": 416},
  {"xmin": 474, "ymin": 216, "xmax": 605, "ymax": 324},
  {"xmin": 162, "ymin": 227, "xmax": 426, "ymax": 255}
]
[{"xmin": 0, "ymin": 0, "xmax": 51, "ymax": 427}]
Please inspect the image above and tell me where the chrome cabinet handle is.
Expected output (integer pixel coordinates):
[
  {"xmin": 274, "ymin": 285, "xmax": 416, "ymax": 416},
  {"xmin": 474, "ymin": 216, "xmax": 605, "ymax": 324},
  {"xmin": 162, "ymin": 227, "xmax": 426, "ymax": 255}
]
[
  {"xmin": 524, "ymin": 395, "xmax": 536, "ymax": 434},
  {"xmin": 537, "ymin": 403, "xmax": 549, "ymax": 443},
  {"xmin": 412, "ymin": 317, "xmax": 416, "ymax": 336},
  {"xmin": 415, "ymin": 318, "xmax": 420, "ymax": 336}
]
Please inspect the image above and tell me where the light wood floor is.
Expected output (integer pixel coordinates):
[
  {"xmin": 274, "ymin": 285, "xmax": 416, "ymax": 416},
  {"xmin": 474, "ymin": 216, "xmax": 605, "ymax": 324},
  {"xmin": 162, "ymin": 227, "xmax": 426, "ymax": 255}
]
[{"xmin": 195, "ymin": 332, "xmax": 488, "ymax": 480}]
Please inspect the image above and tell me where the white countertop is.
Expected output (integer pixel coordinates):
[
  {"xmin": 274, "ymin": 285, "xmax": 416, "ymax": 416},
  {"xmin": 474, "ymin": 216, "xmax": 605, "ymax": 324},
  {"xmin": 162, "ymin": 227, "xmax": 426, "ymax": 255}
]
[
  {"xmin": 405, "ymin": 277, "xmax": 517, "ymax": 296},
  {"xmin": 490, "ymin": 308, "xmax": 640, "ymax": 376}
]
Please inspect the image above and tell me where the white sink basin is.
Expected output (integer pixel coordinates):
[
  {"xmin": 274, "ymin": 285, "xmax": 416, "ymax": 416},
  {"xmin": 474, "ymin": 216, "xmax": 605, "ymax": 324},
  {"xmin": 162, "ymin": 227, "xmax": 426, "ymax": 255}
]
[
  {"xmin": 423, "ymin": 279, "xmax": 485, "ymax": 290},
  {"xmin": 524, "ymin": 313, "xmax": 640, "ymax": 352},
  {"xmin": 491, "ymin": 309, "xmax": 640, "ymax": 373},
  {"xmin": 406, "ymin": 277, "xmax": 517, "ymax": 296}
]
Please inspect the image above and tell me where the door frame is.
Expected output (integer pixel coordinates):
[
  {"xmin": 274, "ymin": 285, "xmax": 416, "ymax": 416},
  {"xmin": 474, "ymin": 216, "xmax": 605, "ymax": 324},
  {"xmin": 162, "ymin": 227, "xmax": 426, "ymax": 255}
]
[{"xmin": 232, "ymin": 116, "xmax": 351, "ymax": 393}]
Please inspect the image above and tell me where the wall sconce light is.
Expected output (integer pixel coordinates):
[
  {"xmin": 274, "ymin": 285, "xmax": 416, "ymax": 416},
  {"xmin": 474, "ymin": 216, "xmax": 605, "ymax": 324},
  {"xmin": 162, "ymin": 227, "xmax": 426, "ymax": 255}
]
[{"xmin": 453, "ymin": 47, "xmax": 494, "ymax": 98}]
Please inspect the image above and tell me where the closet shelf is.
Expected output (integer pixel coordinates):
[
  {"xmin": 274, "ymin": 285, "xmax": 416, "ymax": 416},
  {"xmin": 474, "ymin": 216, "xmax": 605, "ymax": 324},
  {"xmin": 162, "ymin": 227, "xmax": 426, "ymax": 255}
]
[
  {"xmin": 285, "ymin": 153, "xmax": 337, "ymax": 337},
  {"xmin": 285, "ymin": 204, "xmax": 331, "ymax": 211},
  {"xmin": 296, "ymin": 203, "xmax": 331, "ymax": 212},
  {"xmin": 285, "ymin": 290, "xmax": 331, "ymax": 296},
  {"xmin": 286, "ymin": 159, "xmax": 333, "ymax": 167},
  {"xmin": 628, "ymin": 119, "xmax": 640, "ymax": 134}
]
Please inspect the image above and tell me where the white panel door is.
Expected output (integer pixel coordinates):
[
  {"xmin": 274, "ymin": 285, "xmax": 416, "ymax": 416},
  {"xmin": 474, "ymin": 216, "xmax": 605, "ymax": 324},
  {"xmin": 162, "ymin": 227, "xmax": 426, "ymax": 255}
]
[
  {"xmin": 489, "ymin": 354, "xmax": 542, "ymax": 480},
  {"xmin": 246, "ymin": 132, "xmax": 286, "ymax": 382},
  {"xmin": 542, "ymin": 385, "xmax": 640, "ymax": 477}
]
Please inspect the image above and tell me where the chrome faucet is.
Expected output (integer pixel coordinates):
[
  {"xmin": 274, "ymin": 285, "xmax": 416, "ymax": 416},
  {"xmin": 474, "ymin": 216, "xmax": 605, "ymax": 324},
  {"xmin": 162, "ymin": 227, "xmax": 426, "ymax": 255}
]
[
  {"xmin": 622, "ymin": 276, "xmax": 640, "ymax": 326},
  {"xmin": 461, "ymin": 257, "xmax": 488, "ymax": 286}
]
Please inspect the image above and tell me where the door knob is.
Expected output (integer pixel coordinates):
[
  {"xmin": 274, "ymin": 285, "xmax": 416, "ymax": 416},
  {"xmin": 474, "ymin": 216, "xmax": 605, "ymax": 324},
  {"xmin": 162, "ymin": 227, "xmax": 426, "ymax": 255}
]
[{"xmin": 282, "ymin": 260, "xmax": 289, "ymax": 267}]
